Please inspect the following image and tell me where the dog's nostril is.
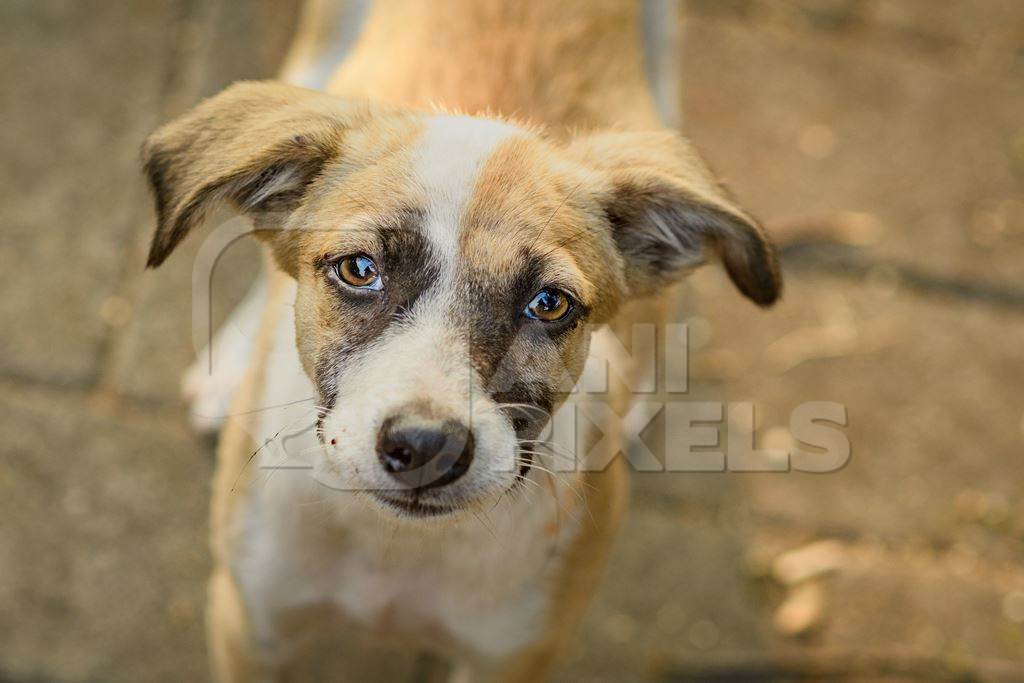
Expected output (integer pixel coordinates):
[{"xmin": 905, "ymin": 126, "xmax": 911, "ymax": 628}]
[
  {"xmin": 376, "ymin": 416, "xmax": 474, "ymax": 490},
  {"xmin": 380, "ymin": 443, "xmax": 415, "ymax": 472}
]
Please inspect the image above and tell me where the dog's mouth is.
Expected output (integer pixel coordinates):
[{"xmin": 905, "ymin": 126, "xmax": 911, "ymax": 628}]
[
  {"xmin": 370, "ymin": 492, "xmax": 458, "ymax": 518},
  {"xmin": 359, "ymin": 441, "xmax": 537, "ymax": 519},
  {"xmin": 370, "ymin": 459, "xmax": 532, "ymax": 519}
]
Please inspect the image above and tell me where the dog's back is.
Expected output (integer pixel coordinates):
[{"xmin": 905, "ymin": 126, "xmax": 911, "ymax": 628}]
[{"xmin": 282, "ymin": 0, "xmax": 678, "ymax": 129}]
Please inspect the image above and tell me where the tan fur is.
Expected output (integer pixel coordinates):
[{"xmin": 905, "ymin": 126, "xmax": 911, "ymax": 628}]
[
  {"xmin": 140, "ymin": 1, "xmax": 780, "ymax": 680},
  {"xmin": 461, "ymin": 137, "xmax": 622, "ymax": 316},
  {"xmin": 328, "ymin": 0, "xmax": 660, "ymax": 129}
]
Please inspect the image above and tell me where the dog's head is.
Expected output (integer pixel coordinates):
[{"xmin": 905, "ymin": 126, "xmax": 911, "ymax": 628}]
[{"xmin": 143, "ymin": 81, "xmax": 779, "ymax": 519}]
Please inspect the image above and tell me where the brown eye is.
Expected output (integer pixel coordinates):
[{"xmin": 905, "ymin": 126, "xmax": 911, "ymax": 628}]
[
  {"xmin": 335, "ymin": 254, "xmax": 382, "ymax": 290},
  {"xmin": 524, "ymin": 288, "xmax": 572, "ymax": 322}
]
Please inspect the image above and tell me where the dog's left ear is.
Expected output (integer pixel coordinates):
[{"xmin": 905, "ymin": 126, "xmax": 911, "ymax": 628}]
[{"xmin": 570, "ymin": 131, "xmax": 781, "ymax": 306}]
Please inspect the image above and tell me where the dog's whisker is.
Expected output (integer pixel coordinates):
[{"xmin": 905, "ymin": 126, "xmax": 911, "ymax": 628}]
[
  {"xmin": 515, "ymin": 449, "xmax": 583, "ymax": 508},
  {"xmin": 526, "ymin": 177, "xmax": 588, "ymax": 252},
  {"xmin": 513, "ymin": 474, "xmax": 546, "ymax": 498},
  {"xmin": 212, "ymin": 398, "xmax": 320, "ymax": 421},
  {"xmin": 230, "ymin": 409, "xmax": 321, "ymax": 492},
  {"xmin": 505, "ymin": 477, "xmax": 546, "ymax": 514},
  {"xmin": 471, "ymin": 508, "xmax": 499, "ymax": 543},
  {"xmin": 517, "ymin": 448, "xmax": 575, "ymax": 467},
  {"xmin": 516, "ymin": 440, "xmax": 581, "ymax": 462},
  {"xmin": 499, "ymin": 403, "xmax": 551, "ymax": 417},
  {"xmin": 517, "ymin": 437, "xmax": 574, "ymax": 454},
  {"xmin": 525, "ymin": 463, "xmax": 586, "ymax": 507},
  {"xmin": 518, "ymin": 438, "xmax": 576, "ymax": 458}
]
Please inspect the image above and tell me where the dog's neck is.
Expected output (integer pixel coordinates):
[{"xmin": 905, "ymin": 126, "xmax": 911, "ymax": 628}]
[{"xmin": 327, "ymin": 0, "xmax": 661, "ymax": 130}]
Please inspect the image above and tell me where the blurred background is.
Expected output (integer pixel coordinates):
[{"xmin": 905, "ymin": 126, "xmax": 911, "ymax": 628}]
[{"xmin": 2, "ymin": 1, "xmax": 1023, "ymax": 681}]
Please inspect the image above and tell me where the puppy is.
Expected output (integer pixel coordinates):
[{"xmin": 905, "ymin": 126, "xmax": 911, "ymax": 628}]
[{"xmin": 142, "ymin": 1, "xmax": 780, "ymax": 680}]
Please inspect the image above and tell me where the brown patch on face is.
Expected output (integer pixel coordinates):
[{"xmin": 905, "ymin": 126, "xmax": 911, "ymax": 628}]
[
  {"xmin": 461, "ymin": 137, "xmax": 625, "ymax": 319},
  {"xmin": 309, "ymin": 213, "xmax": 442, "ymax": 419},
  {"xmin": 449, "ymin": 137, "xmax": 626, "ymax": 435},
  {"xmin": 292, "ymin": 214, "xmax": 450, "ymax": 416},
  {"xmin": 277, "ymin": 125, "xmax": 442, "ymax": 410}
]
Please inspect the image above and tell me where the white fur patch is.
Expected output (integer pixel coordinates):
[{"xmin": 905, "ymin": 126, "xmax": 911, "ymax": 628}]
[
  {"xmin": 316, "ymin": 293, "xmax": 519, "ymax": 504},
  {"xmin": 409, "ymin": 115, "xmax": 524, "ymax": 268}
]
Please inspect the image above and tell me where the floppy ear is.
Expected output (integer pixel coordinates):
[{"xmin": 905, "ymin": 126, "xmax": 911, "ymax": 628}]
[
  {"xmin": 141, "ymin": 80, "xmax": 391, "ymax": 272},
  {"xmin": 571, "ymin": 131, "xmax": 781, "ymax": 306}
]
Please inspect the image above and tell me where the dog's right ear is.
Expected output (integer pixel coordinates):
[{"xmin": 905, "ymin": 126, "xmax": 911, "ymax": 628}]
[{"xmin": 141, "ymin": 80, "xmax": 392, "ymax": 272}]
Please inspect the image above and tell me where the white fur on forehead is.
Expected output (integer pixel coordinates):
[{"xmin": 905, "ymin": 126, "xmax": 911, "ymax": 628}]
[{"xmin": 409, "ymin": 115, "xmax": 527, "ymax": 264}]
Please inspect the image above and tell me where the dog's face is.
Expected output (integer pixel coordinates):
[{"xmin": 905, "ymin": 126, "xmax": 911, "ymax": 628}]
[{"xmin": 143, "ymin": 82, "xmax": 780, "ymax": 520}]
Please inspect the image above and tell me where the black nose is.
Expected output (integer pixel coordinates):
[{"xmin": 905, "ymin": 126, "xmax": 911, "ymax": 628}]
[{"xmin": 376, "ymin": 415, "xmax": 474, "ymax": 490}]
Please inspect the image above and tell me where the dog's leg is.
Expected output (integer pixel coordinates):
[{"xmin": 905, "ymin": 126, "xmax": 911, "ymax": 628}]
[
  {"xmin": 208, "ymin": 567, "xmax": 280, "ymax": 683},
  {"xmin": 205, "ymin": 273, "xmax": 306, "ymax": 683},
  {"xmin": 209, "ymin": 566, "xmax": 318, "ymax": 683}
]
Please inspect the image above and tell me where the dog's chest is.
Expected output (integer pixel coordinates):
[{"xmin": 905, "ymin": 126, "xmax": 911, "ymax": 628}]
[
  {"xmin": 235, "ymin": 473, "xmax": 576, "ymax": 659},
  {"xmin": 332, "ymin": 499, "xmax": 568, "ymax": 656}
]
